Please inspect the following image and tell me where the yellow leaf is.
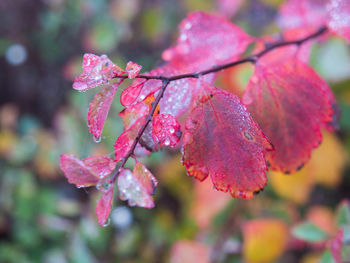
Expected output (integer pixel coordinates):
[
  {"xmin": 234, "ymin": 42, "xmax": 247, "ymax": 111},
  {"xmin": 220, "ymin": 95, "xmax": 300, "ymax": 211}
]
[{"xmin": 243, "ymin": 218, "xmax": 289, "ymax": 263}]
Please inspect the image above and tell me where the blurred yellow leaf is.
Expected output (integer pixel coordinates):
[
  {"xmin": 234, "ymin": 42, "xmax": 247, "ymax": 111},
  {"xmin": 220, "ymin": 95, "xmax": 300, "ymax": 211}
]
[
  {"xmin": 269, "ymin": 168, "xmax": 314, "ymax": 204},
  {"xmin": 269, "ymin": 132, "xmax": 347, "ymax": 203},
  {"xmin": 0, "ymin": 130, "xmax": 18, "ymax": 157},
  {"xmin": 300, "ymin": 252, "xmax": 322, "ymax": 263},
  {"xmin": 243, "ymin": 218, "xmax": 289, "ymax": 263},
  {"xmin": 309, "ymin": 132, "xmax": 348, "ymax": 187}
]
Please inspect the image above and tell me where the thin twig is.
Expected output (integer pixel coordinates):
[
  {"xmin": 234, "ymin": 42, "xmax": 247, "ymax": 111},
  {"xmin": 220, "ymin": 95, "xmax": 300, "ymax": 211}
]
[{"xmin": 109, "ymin": 26, "xmax": 327, "ymax": 183}]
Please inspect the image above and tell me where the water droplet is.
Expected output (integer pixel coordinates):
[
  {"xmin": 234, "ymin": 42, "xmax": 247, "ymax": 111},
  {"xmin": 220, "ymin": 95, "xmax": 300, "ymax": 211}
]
[
  {"xmin": 164, "ymin": 139, "xmax": 170, "ymax": 146},
  {"xmin": 93, "ymin": 136, "xmax": 102, "ymax": 143},
  {"xmin": 243, "ymin": 131, "xmax": 253, "ymax": 141},
  {"xmin": 169, "ymin": 128, "xmax": 175, "ymax": 133},
  {"xmin": 102, "ymin": 217, "xmax": 111, "ymax": 227},
  {"xmin": 184, "ymin": 22, "xmax": 192, "ymax": 30},
  {"xmin": 128, "ymin": 199, "xmax": 136, "ymax": 207},
  {"xmin": 96, "ymin": 180, "xmax": 111, "ymax": 192}
]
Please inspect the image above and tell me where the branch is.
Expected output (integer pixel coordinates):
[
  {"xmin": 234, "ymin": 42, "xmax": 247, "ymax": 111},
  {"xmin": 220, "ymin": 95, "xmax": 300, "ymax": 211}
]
[
  {"xmin": 109, "ymin": 26, "xmax": 327, "ymax": 184},
  {"xmin": 109, "ymin": 80, "xmax": 170, "ymax": 184}
]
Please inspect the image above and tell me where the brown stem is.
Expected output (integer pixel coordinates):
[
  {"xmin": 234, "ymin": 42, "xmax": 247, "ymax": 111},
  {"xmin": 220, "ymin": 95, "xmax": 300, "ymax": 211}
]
[
  {"xmin": 109, "ymin": 26, "xmax": 327, "ymax": 183},
  {"xmin": 109, "ymin": 80, "xmax": 170, "ymax": 183}
]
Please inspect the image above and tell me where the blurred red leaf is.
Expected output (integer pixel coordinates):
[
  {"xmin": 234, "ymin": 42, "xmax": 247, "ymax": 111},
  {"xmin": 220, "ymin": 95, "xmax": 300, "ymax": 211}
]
[
  {"xmin": 170, "ymin": 240, "xmax": 210, "ymax": 263},
  {"xmin": 182, "ymin": 87, "xmax": 272, "ymax": 199},
  {"xmin": 162, "ymin": 11, "xmax": 253, "ymax": 72}
]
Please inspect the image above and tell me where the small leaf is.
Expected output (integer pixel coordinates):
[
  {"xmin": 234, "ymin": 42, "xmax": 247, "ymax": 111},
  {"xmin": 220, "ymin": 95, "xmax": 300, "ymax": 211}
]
[
  {"xmin": 336, "ymin": 201, "xmax": 350, "ymax": 227},
  {"xmin": 120, "ymin": 80, "xmax": 146, "ymax": 106},
  {"xmin": 117, "ymin": 162, "xmax": 158, "ymax": 208},
  {"xmin": 114, "ymin": 117, "xmax": 146, "ymax": 162},
  {"xmin": 88, "ymin": 82, "xmax": 120, "ymax": 141},
  {"xmin": 292, "ymin": 222, "xmax": 329, "ymax": 243},
  {"xmin": 152, "ymin": 114, "xmax": 181, "ymax": 147},
  {"xmin": 73, "ymin": 54, "xmax": 125, "ymax": 91},
  {"xmin": 96, "ymin": 185, "xmax": 114, "ymax": 226},
  {"xmin": 182, "ymin": 87, "xmax": 272, "ymax": 199},
  {"xmin": 126, "ymin": 61, "xmax": 142, "ymax": 79},
  {"xmin": 59, "ymin": 154, "xmax": 116, "ymax": 187}
]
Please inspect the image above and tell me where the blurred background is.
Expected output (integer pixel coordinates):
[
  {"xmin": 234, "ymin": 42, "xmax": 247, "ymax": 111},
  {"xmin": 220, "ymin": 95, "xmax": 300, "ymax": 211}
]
[{"xmin": 0, "ymin": 0, "xmax": 350, "ymax": 262}]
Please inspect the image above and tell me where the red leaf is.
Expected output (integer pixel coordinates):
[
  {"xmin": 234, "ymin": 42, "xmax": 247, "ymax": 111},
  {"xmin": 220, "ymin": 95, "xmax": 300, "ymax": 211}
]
[
  {"xmin": 126, "ymin": 61, "xmax": 142, "ymax": 79},
  {"xmin": 119, "ymin": 100, "xmax": 150, "ymax": 129},
  {"xmin": 152, "ymin": 114, "xmax": 182, "ymax": 147},
  {"xmin": 182, "ymin": 87, "xmax": 272, "ymax": 199},
  {"xmin": 278, "ymin": 0, "xmax": 328, "ymax": 30},
  {"xmin": 327, "ymin": 0, "xmax": 350, "ymax": 42},
  {"xmin": 59, "ymin": 154, "xmax": 116, "ymax": 187},
  {"xmin": 114, "ymin": 117, "xmax": 146, "ymax": 162},
  {"xmin": 242, "ymin": 56, "xmax": 333, "ymax": 173},
  {"xmin": 96, "ymin": 185, "xmax": 114, "ymax": 226},
  {"xmin": 73, "ymin": 54, "xmax": 125, "ymax": 91},
  {"xmin": 117, "ymin": 162, "xmax": 158, "ymax": 208},
  {"xmin": 120, "ymin": 79, "xmax": 146, "ymax": 106},
  {"xmin": 330, "ymin": 228, "xmax": 344, "ymax": 263},
  {"xmin": 162, "ymin": 11, "xmax": 253, "ymax": 72},
  {"xmin": 88, "ymin": 82, "xmax": 120, "ymax": 141}
]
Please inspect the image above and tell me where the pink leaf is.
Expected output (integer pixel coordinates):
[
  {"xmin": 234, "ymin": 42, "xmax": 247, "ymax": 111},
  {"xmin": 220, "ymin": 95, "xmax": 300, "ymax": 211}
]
[
  {"xmin": 170, "ymin": 240, "xmax": 210, "ymax": 263},
  {"xmin": 59, "ymin": 154, "xmax": 116, "ymax": 187},
  {"xmin": 242, "ymin": 56, "xmax": 333, "ymax": 173},
  {"xmin": 117, "ymin": 162, "xmax": 158, "ymax": 208},
  {"xmin": 152, "ymin": 114, "xmax": 181, "ymax": 147},
  {"xmin": 73, "ymin": 54, "xmax": 125, "ymax": 91},
  {"xmin": 119, "ymin": 100, "xmax": 150, "ymax": 130},
  {"xmin": 114, "ymin": 117, "xmax": 146, "ymax": 162},
  {"xmin": 88, "ymin": 82, "xmax": 120, "ymax": 141},
  {"xmin": 96, "ymin": 185, "xmax": 114, "ymax": 226},
  {"xmin": 327, "ymin": 0, "xmax": 350, "ymax": 42},
  {"xmin": 126, "ymin": 61, "xmax": 142, "ymax": 79},
  {"xmin": 162, "ymin": 11, "xmax": 253, "ymax": 72},
  {"xmin": 182, "ymin": 87, "xmax": 272, "ymax": 199},
  {"xmin": 120, "ymin": 79, "xmax": 146, "ymax": 106},
  {"xmin": 330, "ymin": 228, "xmax": 344, "ymax": 263},
  {"xmin": 278, "ymin": 0, "xmax": 328, "ymax": 30}
]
